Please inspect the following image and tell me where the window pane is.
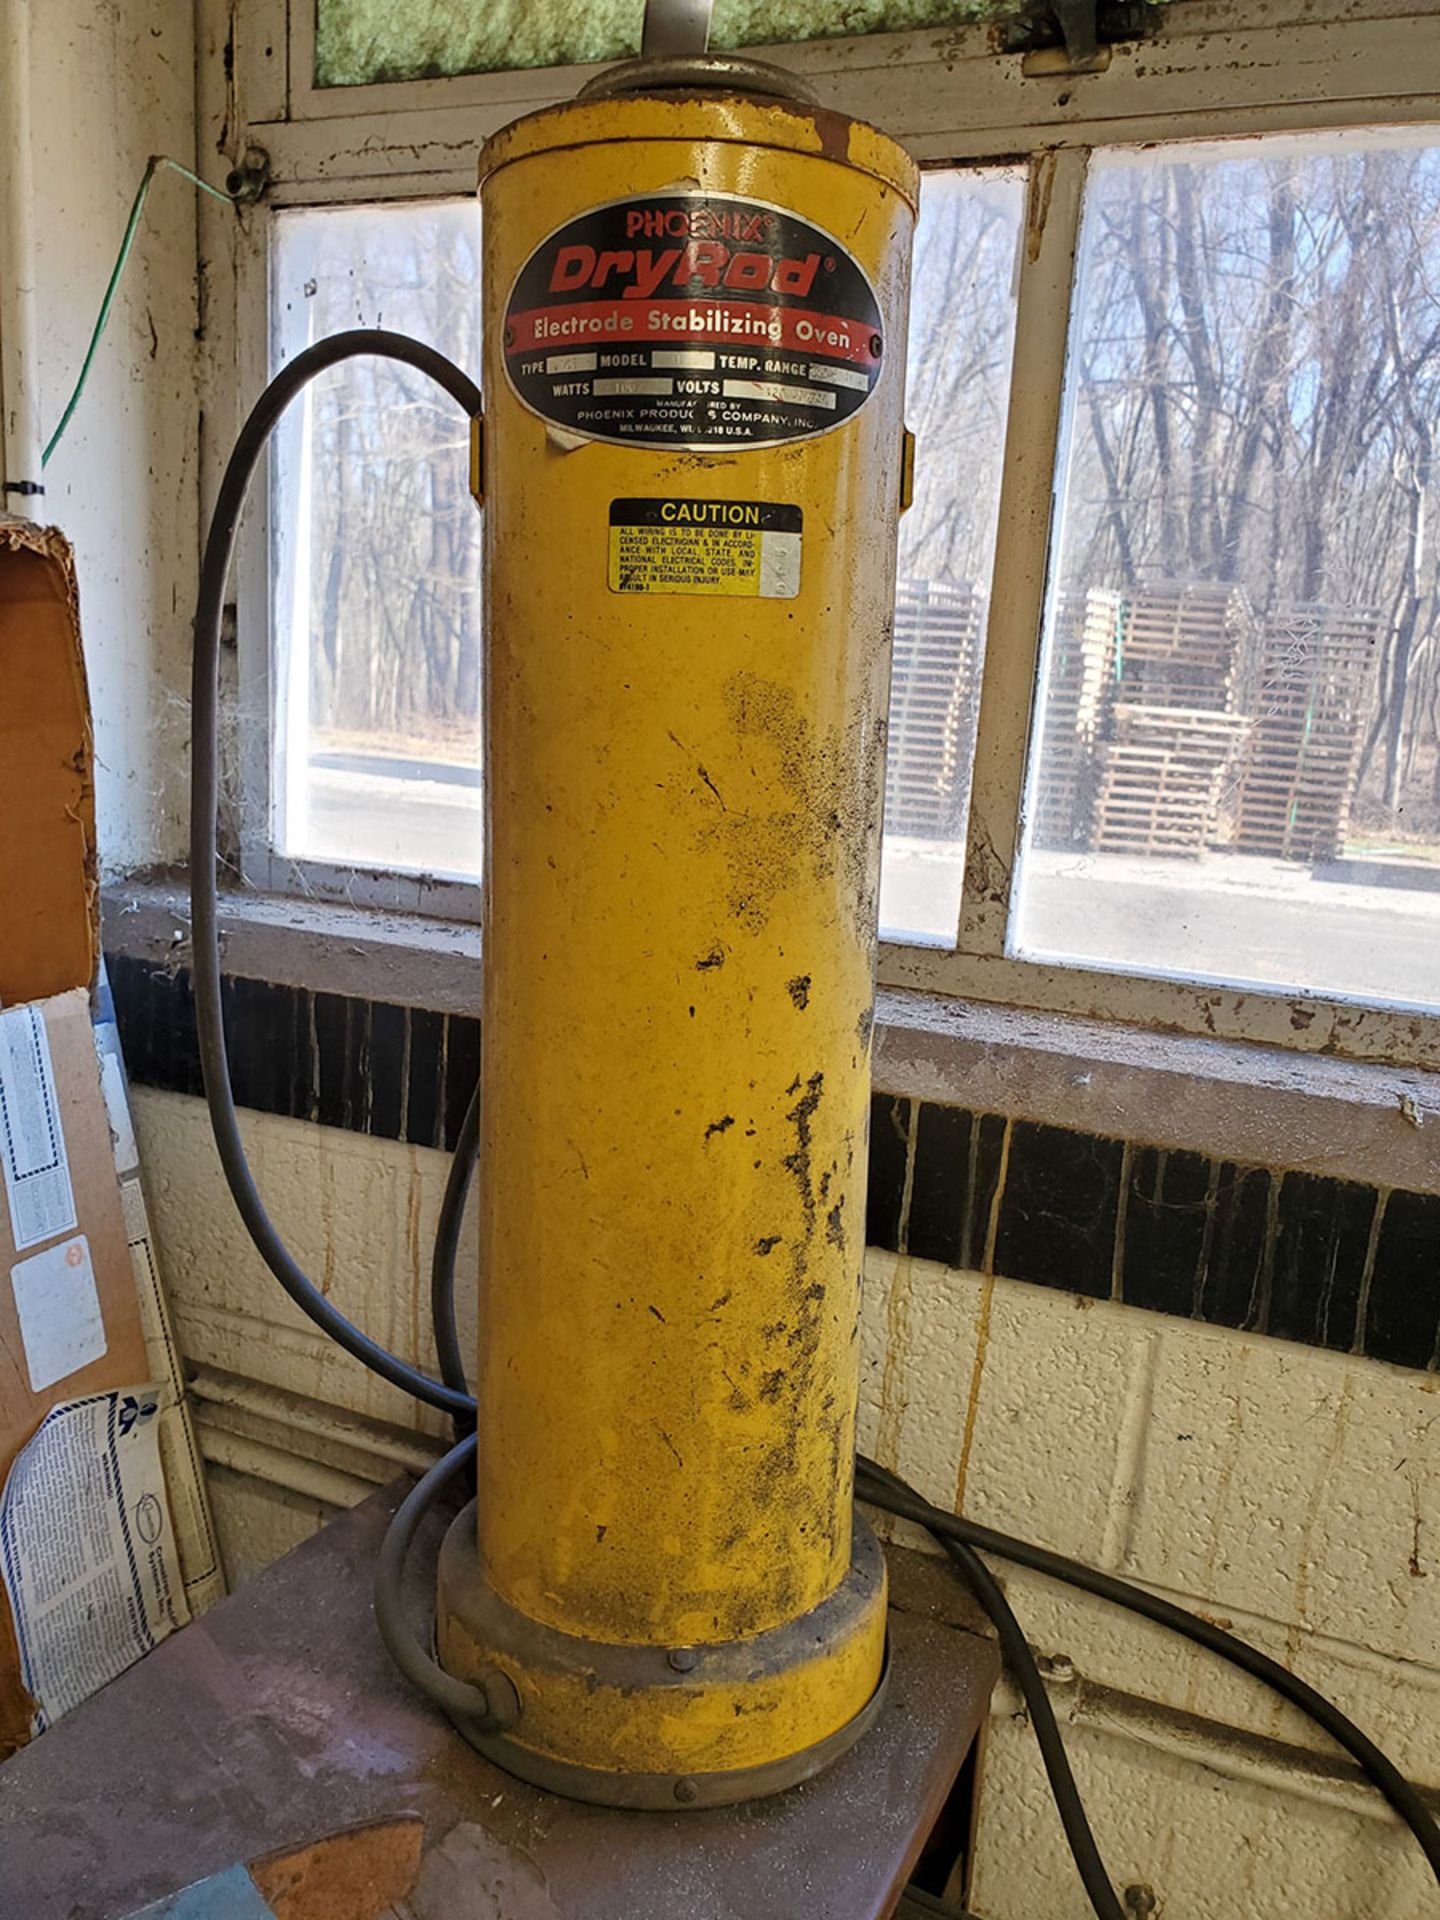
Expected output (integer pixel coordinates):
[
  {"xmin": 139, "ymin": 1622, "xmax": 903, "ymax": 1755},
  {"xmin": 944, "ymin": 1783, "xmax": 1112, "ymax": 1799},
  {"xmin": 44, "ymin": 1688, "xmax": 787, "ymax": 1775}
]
[
  {"xmin": 879, "ymin": 167, "xmax": 1024, "ymax": 943},
  {"xmin": 270, "ymin": 202, "xmax": 483, "ymax": 880},
  {"xmin": 1015, "ymin": 134, "xmax": 1440, "ymax": 1010}
]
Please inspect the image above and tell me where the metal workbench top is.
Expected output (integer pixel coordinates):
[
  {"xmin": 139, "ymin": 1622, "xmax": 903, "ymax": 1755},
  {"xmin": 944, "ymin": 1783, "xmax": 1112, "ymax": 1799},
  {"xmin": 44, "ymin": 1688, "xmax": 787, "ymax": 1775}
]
[{"xmin": 0, "ymin": 1481, "xmax": 998, "ymax": 1920}]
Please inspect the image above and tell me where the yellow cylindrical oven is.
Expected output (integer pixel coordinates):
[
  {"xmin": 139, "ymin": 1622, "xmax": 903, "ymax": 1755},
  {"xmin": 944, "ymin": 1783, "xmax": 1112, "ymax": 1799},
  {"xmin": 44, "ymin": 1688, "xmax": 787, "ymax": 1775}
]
[{"xmin": 436, "ymin": 57, "xmax": 918, "ymax": 1809}]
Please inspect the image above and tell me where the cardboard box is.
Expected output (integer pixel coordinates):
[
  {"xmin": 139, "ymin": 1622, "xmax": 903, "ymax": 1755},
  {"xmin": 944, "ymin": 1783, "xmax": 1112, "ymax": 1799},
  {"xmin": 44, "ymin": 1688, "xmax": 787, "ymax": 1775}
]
[
  {"xmin": 0, "ymin": 993, "xmax": 153, "ymax": 1752},
  {"xmin": 0, "ymin": 520, "xmax": 160, "ymax": 1754},
  {"xmin": 0, "ymin": 520, "xmax": 97, "ymax": 1008},
  {"xmin": 0, "ymin": 992, "xmax": 150, "ymax": 1456}
]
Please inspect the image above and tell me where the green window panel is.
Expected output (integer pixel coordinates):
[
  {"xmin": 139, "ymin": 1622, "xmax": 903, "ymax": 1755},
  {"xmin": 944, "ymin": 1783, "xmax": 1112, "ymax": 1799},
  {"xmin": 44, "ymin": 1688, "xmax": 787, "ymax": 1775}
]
[{"xmin": 315, "ymin": 0, "xmax": 1015, "ymax": 89}]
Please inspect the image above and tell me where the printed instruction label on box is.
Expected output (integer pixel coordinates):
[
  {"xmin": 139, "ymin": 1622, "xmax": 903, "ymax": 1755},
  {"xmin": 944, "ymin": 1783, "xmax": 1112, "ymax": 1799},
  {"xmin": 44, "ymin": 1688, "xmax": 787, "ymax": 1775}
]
[
  {"xmin": 0, "ymin": 1006, "xmax": 78, "ymax": 1252},
  {"xmin": 0, "ymin": 1386, "xmax": 188, "ymax": 1731}
]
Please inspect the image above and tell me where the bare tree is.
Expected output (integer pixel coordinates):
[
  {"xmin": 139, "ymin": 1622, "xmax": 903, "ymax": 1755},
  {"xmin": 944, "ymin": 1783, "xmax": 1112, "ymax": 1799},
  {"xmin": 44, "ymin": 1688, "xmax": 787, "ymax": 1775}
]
[{"xmin": 1039, "ymin": 140, "xmax": 1440, "ymax": 845}]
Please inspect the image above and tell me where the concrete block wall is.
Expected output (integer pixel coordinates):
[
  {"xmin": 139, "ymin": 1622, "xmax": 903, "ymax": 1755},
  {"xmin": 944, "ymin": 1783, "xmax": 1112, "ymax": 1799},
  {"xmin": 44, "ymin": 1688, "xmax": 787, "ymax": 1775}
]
[{"xmin": 860, "ymin": 1250, "xmax": 1439, "ymax": 1916}]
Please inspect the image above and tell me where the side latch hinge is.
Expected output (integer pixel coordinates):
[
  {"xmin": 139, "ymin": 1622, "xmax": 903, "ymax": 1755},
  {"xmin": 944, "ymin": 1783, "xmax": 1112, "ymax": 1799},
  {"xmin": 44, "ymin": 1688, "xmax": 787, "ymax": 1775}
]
[
  {"xmin": 469, "ymin": 414, "xmax": 485, "ymax": 509},
  {"xmin": 899, "ymin": 428, "xmax": 916, "ymax": 516},
  {"xmin": 1004, "ymin": 0, "xmax": 1162, "ymax": 75}
]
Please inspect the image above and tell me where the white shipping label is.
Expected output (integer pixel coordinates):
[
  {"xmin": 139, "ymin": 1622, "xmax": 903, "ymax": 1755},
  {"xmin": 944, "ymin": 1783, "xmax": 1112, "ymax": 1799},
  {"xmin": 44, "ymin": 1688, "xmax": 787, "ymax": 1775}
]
[
  {"xmin": 0, "ymin": 1007, "xmax": 78, "ymax": 1251},
  {"xmin": 0, "ymin": 1386, "xmax": 189, "ymax": 1731},
  {"xmin": 11, "ymin": 1235, "xmax": 107, "ymax": 1392},
  {"xmin": 94, "ymin": 1023, "xmax": 139, "ymax": 1176}
]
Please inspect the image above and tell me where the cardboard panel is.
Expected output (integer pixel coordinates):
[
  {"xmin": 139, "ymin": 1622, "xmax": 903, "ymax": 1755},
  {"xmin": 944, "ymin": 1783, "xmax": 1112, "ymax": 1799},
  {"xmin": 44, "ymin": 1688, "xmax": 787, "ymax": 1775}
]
[
  {"xmin": 0, "ymin": 990, "xmax": 151, "ymax": 1755},
  {"xmin": 0, "ymin": 520, "xmax": 98, "ymax": 1006}
]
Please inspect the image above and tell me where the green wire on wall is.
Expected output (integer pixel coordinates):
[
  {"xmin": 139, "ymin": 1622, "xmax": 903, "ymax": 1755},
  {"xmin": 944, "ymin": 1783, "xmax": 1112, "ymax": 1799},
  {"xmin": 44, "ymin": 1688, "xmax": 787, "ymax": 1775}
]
[{"xmin": 42, "ymin": 156, "xmax": 236, "ymax": 468}]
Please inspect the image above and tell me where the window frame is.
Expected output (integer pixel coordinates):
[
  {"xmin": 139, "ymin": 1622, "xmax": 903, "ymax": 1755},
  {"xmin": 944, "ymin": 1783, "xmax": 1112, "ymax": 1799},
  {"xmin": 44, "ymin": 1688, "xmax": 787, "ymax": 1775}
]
[
  {"xmin": 205, "ymin": 0, "xmax": 1440, "ymax": 1062},
  {"xmin": 244, "ymin": 193, "xmax": 487, "ymax": 919}
]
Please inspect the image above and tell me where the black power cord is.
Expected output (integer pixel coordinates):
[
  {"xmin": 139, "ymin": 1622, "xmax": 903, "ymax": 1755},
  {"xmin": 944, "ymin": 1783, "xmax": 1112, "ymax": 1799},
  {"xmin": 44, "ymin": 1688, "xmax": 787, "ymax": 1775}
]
[
  {"xmin": 914, "ymin": 1517, "xmax": 1124, "ymax": 1918},
  {"xmin": 190, "ymin": 331, "xmax": 492, "ymax": 1726},
  {"xmin": 191, "ymin": 329, "xmax": 479, "ymax": 1424},
  {"xmin": 373, "ymin": 1432, "xmax": 495, "ymax": 1722},
  {"xmin": 191, "ymin": 332, "xmax": 1440, "ymax": 1914},
  {"xmin": 430, "ymin": 1083, "xmax": 479, "ymax": 1422},
  {"xmin": 855, "ymin": 1456, "xmax": 1440, "ymax": 1890}
]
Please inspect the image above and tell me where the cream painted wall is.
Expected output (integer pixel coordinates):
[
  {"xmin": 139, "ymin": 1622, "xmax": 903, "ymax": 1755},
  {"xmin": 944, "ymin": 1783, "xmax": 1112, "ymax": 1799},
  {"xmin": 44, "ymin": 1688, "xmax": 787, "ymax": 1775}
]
[
  {"xmin": 860, "ymin": 1249, "xmax": 1439, "ymax": 1917},
  {"xmin": 132, "ymin": 1084, "xmax": 1440, "ymax": 1918},
  {"xmin": 25, "ymin": 0, "xmax": 199, "ymax": 874}
]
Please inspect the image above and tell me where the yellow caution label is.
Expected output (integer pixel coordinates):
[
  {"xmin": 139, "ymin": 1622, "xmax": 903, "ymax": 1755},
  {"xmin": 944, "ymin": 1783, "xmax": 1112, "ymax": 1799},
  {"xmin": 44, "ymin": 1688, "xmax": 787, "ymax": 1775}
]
[{"xmin": 608, "ymin": 498, "xmax": 802, "ymax": 599}]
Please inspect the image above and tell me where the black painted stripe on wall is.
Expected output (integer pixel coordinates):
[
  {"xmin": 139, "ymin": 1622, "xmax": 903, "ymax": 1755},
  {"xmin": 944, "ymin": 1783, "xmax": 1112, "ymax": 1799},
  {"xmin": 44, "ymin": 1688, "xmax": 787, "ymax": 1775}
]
[
  {"xmin": 108, "ymin": 955, "xmax": 1440, "ymax": 1376},
  {"xmin": 871, "ymin": 1091, "xmax": 1440, "ymax": 1373},
  {"xmin": 109, "ymin": 955, "xmax": 480, "ymax": 1153}
]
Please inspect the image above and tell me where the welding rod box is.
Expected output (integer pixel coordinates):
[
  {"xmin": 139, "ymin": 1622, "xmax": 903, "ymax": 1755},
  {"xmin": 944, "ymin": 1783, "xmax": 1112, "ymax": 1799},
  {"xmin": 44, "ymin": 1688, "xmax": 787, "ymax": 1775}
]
[{"xmin": 0, "ymin": 519, "xmax": 151, "ymax": 1753}]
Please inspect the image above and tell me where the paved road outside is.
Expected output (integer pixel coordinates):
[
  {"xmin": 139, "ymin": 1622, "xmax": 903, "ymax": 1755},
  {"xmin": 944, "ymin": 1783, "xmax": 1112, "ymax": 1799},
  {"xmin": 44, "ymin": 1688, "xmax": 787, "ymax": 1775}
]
[
  {"xmin": 298, "ymin": 755, "xmax": 1440, "ymax": 1011},
  {"xmin": 300, "ymin": 759, "xmax": 484, "ymax": 879},
  {"xmin": 881, "ymin": 843, "xmax": 1440, "ymax": 1008}
]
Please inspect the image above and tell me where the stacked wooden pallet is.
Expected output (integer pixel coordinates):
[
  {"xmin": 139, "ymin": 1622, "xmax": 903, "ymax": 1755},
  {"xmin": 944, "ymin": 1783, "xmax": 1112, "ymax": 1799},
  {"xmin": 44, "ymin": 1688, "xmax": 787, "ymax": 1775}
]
[
  {"xmin": 1033, "ymin": 581, "xmax": 1256, "ymax": 855},
  {"xmin": 1233, "ymin": 603, "xmax": 1380, "ymax": 860},
  {"xmin": 1107, "ymin": 580, "xmax": 1255, "ymax": 713},
  {"xmin": 1030, "ymin": 588, "xmax": 1122, "ymax": 849},
  {"xmin": 1086, "ymin": 584, "xmax": 1256, "ymax": 855},
  {"xmin": 1091, "ymin": 705, "xmax": 1252, "ymax": 857},
  {"xmin": 884, "ymin": 578, "xmax": 986, "ymax": 839}
]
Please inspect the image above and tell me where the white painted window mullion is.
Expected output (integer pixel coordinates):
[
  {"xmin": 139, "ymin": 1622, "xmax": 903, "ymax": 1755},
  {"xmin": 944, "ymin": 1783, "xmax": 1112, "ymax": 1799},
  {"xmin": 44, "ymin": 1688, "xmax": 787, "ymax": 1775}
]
[{"xmin": 956, "ymin": 146, "xmax": 1088, "ymax": 958}]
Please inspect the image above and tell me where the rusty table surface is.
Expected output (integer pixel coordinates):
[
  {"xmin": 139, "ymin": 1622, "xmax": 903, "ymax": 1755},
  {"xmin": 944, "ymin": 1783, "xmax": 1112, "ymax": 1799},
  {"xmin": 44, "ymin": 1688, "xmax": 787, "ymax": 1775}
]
[{"xmin": 0, "ymin": 1480, "xmax": 998, "ymax": 1920}]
